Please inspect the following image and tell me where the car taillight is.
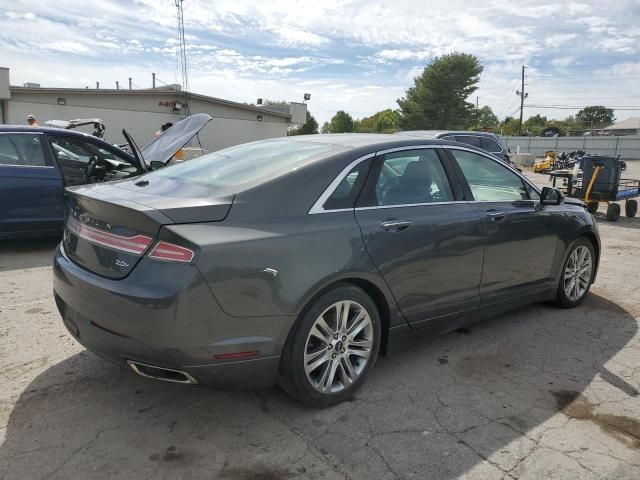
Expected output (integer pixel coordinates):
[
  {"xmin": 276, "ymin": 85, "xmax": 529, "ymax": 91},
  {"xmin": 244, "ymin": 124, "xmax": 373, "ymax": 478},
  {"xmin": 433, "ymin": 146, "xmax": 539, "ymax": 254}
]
[
  {"xmin": 147, "ymin": 241, "xmax": 195, "ymax": 263},
  {"xmin": 67, "ymin": 216, "xmax": 152, "ymax": 255}
]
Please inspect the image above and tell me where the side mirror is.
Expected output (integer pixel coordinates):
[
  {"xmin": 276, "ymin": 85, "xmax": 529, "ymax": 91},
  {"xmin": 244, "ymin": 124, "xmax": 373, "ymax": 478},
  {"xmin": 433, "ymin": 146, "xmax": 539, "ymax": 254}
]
[
  {"xmin": 149, "ymin": 161, "xmax": 165, "ymax": 170},
  {"xmin": 540, "ymin": 186, "xmax": 564, "ymax": 205}
]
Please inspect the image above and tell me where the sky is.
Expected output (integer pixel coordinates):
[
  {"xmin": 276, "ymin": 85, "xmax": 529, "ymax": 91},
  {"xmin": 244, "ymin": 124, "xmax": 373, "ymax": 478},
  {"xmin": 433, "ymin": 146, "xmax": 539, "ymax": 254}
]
[{"xmin": 1, "ymin": 0, "xmax": 639, "ymax": 126}]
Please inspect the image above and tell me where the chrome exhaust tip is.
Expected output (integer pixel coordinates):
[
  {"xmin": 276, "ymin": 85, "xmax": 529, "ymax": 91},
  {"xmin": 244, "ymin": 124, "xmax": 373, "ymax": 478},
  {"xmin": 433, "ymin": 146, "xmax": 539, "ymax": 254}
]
[{"xmin": 126, "ymin": 360, "xmax": 198, "ymax": 384}]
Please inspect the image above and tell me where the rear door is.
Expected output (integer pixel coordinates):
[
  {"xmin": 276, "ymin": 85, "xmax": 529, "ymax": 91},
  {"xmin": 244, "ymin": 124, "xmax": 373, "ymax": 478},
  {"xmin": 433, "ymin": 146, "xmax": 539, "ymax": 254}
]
[
  {"xmin": 0, "ymin": 132, "xmax": 64, "ymax": 236},
  {"xmin": 446, "ymin": 147, "xmax": 558, "ymax": 305},
  {"xmin": 354, "ymin": 147, "xmax": 484, "ymax": 326}
]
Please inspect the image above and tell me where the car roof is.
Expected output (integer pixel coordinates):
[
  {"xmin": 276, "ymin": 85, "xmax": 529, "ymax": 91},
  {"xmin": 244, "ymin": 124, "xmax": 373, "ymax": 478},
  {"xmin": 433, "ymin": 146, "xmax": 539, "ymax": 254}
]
[
  {"xmin": 274, "ymin": 133, "xmax": 458, "ymax": 150},
  {"xmin": 396, "ymin": 130, "xmax": 502, "ymax": 139},
  {"xmin": 0, "ymin": 124, "xmax": 101, "ymax": 139}
]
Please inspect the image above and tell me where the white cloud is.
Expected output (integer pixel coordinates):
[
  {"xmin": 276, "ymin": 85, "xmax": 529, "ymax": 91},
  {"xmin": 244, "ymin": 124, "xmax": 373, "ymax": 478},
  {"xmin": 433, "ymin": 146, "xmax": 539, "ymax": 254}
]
[
  {"xmin": 551, "ymin": 56, "xmax": 578, "ymax": 67},
  {"xmin": 1, "ymin": 0, "xmax": 639, "ymax": 124}
]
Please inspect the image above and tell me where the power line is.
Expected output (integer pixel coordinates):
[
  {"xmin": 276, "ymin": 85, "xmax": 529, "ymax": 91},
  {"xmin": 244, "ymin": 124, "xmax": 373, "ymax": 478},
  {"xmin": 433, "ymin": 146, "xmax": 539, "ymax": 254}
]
[
  {"xmin": 526, "ymin": 104, "xmax": 640, "ymax": 110},
  {"xmin": 530, "ymin": 76, "xmax": 640, "ymax": 85}
]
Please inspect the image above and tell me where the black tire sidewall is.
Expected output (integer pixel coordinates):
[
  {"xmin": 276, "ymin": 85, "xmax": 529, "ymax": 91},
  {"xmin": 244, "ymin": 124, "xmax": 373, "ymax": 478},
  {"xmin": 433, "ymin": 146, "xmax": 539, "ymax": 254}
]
[
  {"xmin": 280, "ymin": 284, "xmax": 381, "ymax": 408},
  {"xmin": 556, "ymin": 238, "xmax": 595, "ymax": 308},
  {"xmin": 626, "ymin": 200, "xmax": 637, "ymax": 218},
  {"xmin": 606, "ymin": 203, "xmax": 621, "ymax": 221}
]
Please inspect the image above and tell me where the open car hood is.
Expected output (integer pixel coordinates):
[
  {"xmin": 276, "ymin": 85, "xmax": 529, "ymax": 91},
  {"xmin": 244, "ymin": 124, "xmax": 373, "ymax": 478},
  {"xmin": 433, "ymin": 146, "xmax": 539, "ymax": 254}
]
[{"xmin": 139, "ymin": 113, "xmax": 211, "ymax": 167}]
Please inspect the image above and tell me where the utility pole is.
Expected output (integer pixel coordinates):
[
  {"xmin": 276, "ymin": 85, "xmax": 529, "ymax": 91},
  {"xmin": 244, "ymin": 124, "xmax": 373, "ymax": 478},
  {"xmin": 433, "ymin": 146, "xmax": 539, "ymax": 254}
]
[
  {"xmin": 96, "ymin": 81, "xmax": 99, "ymax": 90},
  {"xmin": 152, "ymin": 72, "xmax": 156, "ymax": 89},
  {"xmin": 476, "ymin": 96, "xmax": 479, "ymax": 127},
  {"xmin": 128, "ymin": 77, "xmax": 132, "ymax": 90},
  {"xmin": 516, "ymin": 65, "xmax": 528, "ymax": 135},
  {"xmin": 116, "ymin": 81, "xmax": 119, "ymax": 90}
]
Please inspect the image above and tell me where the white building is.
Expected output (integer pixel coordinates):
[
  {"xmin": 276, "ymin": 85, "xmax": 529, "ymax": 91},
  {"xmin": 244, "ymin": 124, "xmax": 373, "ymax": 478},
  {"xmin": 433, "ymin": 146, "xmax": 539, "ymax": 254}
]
[{"xmin": 0, "ymin": 67, "xmax": 306, "ymax": 152}]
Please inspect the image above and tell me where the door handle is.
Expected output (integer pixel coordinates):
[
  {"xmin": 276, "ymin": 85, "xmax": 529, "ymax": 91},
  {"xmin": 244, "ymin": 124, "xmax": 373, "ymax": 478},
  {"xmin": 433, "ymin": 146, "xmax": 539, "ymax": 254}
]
[
  {"xmin": 380, "ymin": 220, "xmax": 412, "ymax": 231},
  {"xmin": 486, "ymin": 210, "xmax": 506, "ymax": 221}
]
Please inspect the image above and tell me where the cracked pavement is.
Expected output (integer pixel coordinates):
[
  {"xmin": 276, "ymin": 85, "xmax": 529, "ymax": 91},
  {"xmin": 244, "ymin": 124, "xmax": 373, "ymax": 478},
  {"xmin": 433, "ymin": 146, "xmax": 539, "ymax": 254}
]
[{"xmin": 1, "ymin": 168, "xmax": 640, "ymax": 479}]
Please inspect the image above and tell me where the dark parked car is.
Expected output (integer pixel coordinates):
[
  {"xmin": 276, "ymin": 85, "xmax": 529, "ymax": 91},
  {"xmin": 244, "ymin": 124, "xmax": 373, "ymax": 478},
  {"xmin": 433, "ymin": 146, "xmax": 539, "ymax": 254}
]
[
  {"xmin": 53, "ymin": 134, "xmax": 600, "ymax": 407},
  {"xmin": 396, "ymin": 130, "xmax": 515, "ymax": 167},
  {"xmin": 0, "ymin": 114, "xmax": 210, "ymax": 239}
]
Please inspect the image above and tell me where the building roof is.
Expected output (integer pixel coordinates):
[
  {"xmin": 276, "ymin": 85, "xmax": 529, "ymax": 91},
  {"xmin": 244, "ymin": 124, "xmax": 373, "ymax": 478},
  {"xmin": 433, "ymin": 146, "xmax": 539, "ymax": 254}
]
[
  {"xmin": 8, "ymin": 85, "xmax": 292, "ymax": 120},
  {"xmin": 603, "ymin": 117, "xmax": 640, "ymax": 130}
]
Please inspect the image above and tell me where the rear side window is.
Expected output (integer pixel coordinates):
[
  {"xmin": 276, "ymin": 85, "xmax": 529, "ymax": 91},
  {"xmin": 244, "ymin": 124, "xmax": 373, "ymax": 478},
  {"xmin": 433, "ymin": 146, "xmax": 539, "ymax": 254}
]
[
  {"xmin": 480, "ymin": 137, "xmax": 503, "ymax": 153},
  {"xmin": 451, "ymin": 150, "xmax": 529, "ymax": 201},
  {"xmin": 0, "ymin": 133, "xmax": 48, "ymax": 166},
  {"xmin": 455, "ymin": 135, "xmax": 481, "ymax": 148},
  {"xmin": 152, "ymin": 139, "xmax": 338, "ymax": 188},
  {"xmin": 323, "ymin": 159, "xmax": 371, "ymax": 210},
  {"xmin": 364, "ymin": 149, "xmax": 454, "ymax": 206}
]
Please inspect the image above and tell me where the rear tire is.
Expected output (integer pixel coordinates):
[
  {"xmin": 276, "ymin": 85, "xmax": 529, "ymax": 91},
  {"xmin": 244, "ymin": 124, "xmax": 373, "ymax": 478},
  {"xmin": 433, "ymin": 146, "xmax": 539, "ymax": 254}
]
[
  {"xmin": 279, "ymin": 284, "xmax": 381, "ymax": 408},
  {"xmin": 554, "ymin": 238, "xmax": 595, "ymax": 309},
  {"xmin": 587, "ymin": 202, "xmax": 599, "ymax": 214},
  {"xmin": 625, "ymin": 199, "xmax": 637, "ymax": 218},
  {"xmin": 606, "ymin": 203, "xmax": 621, "ymax": 221}
]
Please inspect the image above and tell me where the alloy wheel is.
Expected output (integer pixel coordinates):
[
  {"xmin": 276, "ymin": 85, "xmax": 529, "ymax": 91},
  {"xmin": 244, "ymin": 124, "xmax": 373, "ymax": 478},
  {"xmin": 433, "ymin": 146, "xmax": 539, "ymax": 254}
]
[
  {"xmin": 563, "ymin": 246, "xmax": 592, "ymax": 302},
  {"xmin": 304, "ymin": 300, "xmax": 374, "ymax": 394}
]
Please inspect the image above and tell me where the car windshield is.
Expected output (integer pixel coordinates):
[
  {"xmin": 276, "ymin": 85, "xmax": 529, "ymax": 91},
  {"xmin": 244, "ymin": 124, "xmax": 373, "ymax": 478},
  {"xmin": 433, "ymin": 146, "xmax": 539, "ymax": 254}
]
[{"xmin": 150, "ymin": 139, "xmax": 339, "ymax": 188}]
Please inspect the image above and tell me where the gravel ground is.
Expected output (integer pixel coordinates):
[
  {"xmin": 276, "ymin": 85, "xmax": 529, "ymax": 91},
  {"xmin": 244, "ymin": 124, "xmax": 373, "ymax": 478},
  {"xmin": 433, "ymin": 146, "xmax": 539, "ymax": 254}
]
[{"xmin": 1, "ymin": 163, "xmax": 639, "ymax": 480}]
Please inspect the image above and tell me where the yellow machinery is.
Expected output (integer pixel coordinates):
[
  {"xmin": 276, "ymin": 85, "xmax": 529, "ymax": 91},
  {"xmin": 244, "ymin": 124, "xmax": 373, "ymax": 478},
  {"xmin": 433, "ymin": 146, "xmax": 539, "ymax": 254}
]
[{"xmin": 533, "ymin": 150, "xmax": 556, "ymax": 173}]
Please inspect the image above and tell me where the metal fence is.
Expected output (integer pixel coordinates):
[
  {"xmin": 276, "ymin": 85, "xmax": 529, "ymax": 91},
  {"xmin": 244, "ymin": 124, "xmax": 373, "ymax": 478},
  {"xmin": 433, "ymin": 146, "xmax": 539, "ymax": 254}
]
[{"xmin": 503, "ymin": 135, "xmax": 640, "ymax": 160}]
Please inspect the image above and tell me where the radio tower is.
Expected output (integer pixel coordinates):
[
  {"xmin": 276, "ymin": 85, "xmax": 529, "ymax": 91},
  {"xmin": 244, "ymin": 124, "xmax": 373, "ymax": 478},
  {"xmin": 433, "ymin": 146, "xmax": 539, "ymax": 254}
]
[{"xmin": 175, "ymin": 0, "xmax": 190, "ymax": 116}]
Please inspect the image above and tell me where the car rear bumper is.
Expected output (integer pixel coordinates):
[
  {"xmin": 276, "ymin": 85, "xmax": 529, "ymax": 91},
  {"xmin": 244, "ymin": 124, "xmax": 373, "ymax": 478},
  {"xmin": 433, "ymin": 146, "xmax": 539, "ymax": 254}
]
[{"xmin": 53, "ymin": 244, "xmax": 294, "ymax": 388}]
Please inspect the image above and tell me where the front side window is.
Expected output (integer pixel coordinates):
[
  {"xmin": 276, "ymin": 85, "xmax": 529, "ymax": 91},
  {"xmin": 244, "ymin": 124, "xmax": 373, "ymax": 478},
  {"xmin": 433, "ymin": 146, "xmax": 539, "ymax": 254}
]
[
  {"xmin": 480, "ymin": 137, "xmax": 503, "ymax": 153},
  {"xmin": 0, "ymin": 133, "xmax": 47, "ymax": 166},
  {"xmin": 48, "ymin": 136, "xmax": 130, "ymax": 165},
  {"xmin": 451, "ymin": 150, "xmax": 530, "ymax": 202},
  {"xmin": 368, "ymin": 149, "xmax": 454, "ymax": 206}
]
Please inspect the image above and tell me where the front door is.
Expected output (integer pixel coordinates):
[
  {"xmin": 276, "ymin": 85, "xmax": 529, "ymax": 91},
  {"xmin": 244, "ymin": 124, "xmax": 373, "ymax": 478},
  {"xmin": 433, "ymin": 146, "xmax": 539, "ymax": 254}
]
[
  {"xmin": 446, "ymin": 148, "xmax": 558, "ymax": 306},
  {"xmin": 0, "ymin": 132, "xmax": 64, "ymax": 236},
  {"xmin": 354, "ymin": 147, "xmax": 484, "ymax": 326}
]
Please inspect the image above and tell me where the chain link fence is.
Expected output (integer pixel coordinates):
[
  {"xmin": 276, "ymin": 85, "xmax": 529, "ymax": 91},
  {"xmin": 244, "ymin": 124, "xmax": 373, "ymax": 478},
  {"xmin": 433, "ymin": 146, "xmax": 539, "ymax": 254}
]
[{"xmin": 503, "ymin": 136, "xmax": 640, "ymax": 160}]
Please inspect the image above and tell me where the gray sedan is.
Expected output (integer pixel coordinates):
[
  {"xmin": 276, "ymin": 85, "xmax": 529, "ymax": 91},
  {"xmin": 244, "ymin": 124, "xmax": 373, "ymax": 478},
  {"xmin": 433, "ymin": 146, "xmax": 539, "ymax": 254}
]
[{"xmin": 53, "ymin": 134, "xmax": 599, "ymax": 407}]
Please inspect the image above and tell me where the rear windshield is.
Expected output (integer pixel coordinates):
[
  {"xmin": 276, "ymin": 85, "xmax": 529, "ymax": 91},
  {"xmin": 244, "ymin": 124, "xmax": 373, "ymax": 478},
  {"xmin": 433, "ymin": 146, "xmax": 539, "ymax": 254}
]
[{"xmin": 151, "ymin": 139, "xmax": 338, "ymax": 188}]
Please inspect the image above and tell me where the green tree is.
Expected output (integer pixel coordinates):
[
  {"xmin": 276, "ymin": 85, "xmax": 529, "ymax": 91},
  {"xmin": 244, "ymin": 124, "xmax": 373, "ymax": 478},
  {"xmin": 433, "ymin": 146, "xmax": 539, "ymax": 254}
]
[
  {"xmin": 499, "ymin": 116, "xmax": 520, "ymax": 136},
  {"xmin": 354, "ymin": 109, "xmax": 400, "ymax": 133},
  {"xmin": 523, "ymin": 114, "xmax": 548, "ymax": 135},
  {"xmin": 321, "ymin": 121, "xmax": 330, "ymax": 134},
  {"xmin": 288, "ymin": 111, "xmax": 319, "ymax": 135},
  {"xmin": 375, "ymin": 109, "xmax": 399, "ymax": 132},
  {"xmin": 474, "ymin": 106, "xmax": 499, "ymax": 129},
  {"xmin": 397, "ymin": 52, "xmax": 483, "ymax": 130},
  {"xmin": 329, "ymin": 110, "xmax": 354, "ymax": 133},
  {"xmin": 575, "ymin": 106, "xmax": 615, "ymax": 128}
]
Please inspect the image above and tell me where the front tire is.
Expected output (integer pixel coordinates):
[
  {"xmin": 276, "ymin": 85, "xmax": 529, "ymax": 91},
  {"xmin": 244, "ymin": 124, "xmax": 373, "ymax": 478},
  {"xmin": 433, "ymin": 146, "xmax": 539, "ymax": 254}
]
[
  {"xmin": 554, "ymin": 238, "xmax": 595, "ymax": 308},
  {"xmin": 279, "ymin": 284, "xmax": 381, "ymax": 407}
]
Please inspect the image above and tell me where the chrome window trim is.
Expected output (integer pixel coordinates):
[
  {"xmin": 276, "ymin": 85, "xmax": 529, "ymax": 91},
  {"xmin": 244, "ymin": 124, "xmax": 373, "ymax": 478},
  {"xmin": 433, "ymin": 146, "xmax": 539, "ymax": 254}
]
[
  {"xmin": 355, "ymin": 201, "xmax": 467, "ymax": 211},
  {"xmin": 0, "ymin": 131, "xmax": 52, "ymax": 168},
  {"xmin": 0, "ymin": 164, "xmax": 55, "ymax": 169},
  {"xmin": 307, "ymin": 144, "xmax": 539, "ymax": 215}
]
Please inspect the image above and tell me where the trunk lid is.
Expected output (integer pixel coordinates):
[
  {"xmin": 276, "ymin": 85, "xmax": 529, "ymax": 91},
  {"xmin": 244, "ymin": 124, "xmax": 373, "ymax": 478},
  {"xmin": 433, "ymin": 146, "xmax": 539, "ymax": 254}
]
[
  {"xmin": 139, "ymin": 113, "xmax": 211, "ymax": 166},
  {"xmin": 63, "ymin": 180, "xmax": 233, "ymax": 279}
]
